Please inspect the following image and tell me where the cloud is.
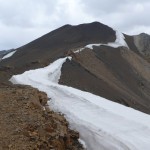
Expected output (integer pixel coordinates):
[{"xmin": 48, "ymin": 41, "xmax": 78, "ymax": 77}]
[
  {"xmin": 0, "ymin": 22, "xmax": 49, "ymax": 49},
  {"xmin": 0, "ymin": 0, "xmax": 150, "ymax": 50},
  {"xmin": 81, "ymin": 0, "xmax": 150, "ymax": 33},
  {"xmin": 0, "ymin": 0, "xmax": 59, "ymax": 28}
]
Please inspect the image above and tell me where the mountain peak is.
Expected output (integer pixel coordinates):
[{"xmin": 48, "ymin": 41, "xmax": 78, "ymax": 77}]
[{"xmin": 139, "ymin": 32, "xmax": 149, "ymax": 36}]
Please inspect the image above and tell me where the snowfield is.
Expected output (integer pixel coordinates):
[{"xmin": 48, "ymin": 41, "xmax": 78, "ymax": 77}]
[
  {"xmin": 2, "ymin": 50, "xmax": 16, "ymax": 60},
  {"xmin": 10, "ymin": 57, "xmax": 150, "ymax": 150}
]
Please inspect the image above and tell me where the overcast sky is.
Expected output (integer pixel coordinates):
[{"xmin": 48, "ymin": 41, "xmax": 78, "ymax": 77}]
[{"xmin": 0, "ymin": 0, "xmax": 150, "ymax": 50}]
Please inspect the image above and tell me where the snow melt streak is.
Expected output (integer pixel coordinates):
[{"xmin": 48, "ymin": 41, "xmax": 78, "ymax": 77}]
[{"xmin": 10, "ymin": 57, "xmax": 150, "ymax": 150}]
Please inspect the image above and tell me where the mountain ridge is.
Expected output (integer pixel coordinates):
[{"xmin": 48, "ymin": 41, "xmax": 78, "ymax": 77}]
[{"xmin": 0, "ymin": 21, "xmax": 150, "ymax": 114}]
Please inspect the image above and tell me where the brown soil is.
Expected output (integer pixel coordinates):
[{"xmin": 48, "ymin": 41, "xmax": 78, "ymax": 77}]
[{"xmin": 0, "ymin": 84, "xmax": 84, "ymax": 150}]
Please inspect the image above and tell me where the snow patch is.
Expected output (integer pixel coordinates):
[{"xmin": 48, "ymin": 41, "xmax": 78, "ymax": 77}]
[
  {"xmin": 10, "ymin": 57, "xmax": 150, "ymax": 150},
  {"xmin": 74, "ymin": 30, "xmax": 129, "ymax": 53},
  {"xmin": 78, "ymin": 139, "xmax": 87, "ymax": 149},
  {"xmin": 2, "ymin": 50, "xmax": 16, "ymax": 60}
]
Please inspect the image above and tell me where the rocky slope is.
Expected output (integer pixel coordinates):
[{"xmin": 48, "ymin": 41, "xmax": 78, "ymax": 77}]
[
  {"xmin": 0, "ymin": 84, "xmax": 83, "ymax": 150},
  {"xmin": 133, "ymin": 33, "xmax": 150, "ymax": 61}
]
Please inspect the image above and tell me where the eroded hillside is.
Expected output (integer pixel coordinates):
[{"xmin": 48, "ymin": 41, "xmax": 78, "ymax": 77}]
[{"xmin": 0, "ymin": 84, "xmax": 84, "ymax": 150}]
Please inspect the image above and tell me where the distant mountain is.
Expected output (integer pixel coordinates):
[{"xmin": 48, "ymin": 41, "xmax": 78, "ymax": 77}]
[
  {"xmin": 0, "ymin": 49, "xmax": 15, "ymax": 59},
  {"xmin": 0, "ymin": 21, "xmax": 150, "ymax": 114},
  {"xmin": 0, "ymin": 50, "xmax": 8, "ymax": 58},
  {"xmin": 133, "ymin": 33, "xmax": 150, "ymax": 60}
]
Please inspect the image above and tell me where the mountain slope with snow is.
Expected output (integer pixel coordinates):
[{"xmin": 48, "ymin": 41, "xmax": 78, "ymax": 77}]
[
  {"xmin": 1, "ymin": 21, "xmax": 150, "ymax": 113},
  {"xmin": 10, "ymin": 57, "xmax": 150, "ymax": 150}
]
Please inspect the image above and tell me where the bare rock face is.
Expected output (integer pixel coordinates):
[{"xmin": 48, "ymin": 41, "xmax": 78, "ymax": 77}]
[
  {"xmin": 134, "ymin": 33, "xmax": 150, "ymax": 60},
  {"xmin": 0, "ymin": 85, "xmax": 84, "ymax": 150}
]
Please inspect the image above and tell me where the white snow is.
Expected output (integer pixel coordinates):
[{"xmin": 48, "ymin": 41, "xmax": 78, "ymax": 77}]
[
  {"xmin": 74, "ymin": 30, "xmax": 129, "ymax": 53},
  {"xmin": 2, "ymin": 50, "xmax": 16, "ymax": 60},
  {"xmin": 110, "ymin": 30, "xmax": 129, "ymax": 48},
  {"xmin": 78, "ymin": 139, "xmax": 87, "ymax": 149},
  {"xmin": 10, "ymin": 57, "xmax": 150, "ymax": 150},
  {"xmin": 74, "ymin": 48, "xmax": 85, "ymax": 53}
]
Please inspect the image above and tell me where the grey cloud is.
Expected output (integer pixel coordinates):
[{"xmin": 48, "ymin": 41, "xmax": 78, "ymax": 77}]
[
  {"xmin": 0, "ymin": 0, "xmax": 59, "ymax": 28},
  {"xmin": 82, "ymin": 0, "xmax": 125, "ymax": 14},
  {"xmin": 0, "ymin": 0, "xmax": 150, "ymax": 50},
  {"xmin": 82, "ymin": 0, "xmax": 149, "ymax": 14},
  {"xmin": 81, "ymin": 0, "xmax": 150, "ymax": 34}
]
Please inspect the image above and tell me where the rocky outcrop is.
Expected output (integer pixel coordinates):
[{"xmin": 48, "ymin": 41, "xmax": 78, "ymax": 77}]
[
  {"xmin": 134, "ymin": 33, "xmax": 150, "ymax": 61},
  {"xmin": 0, "ymin": 84, "xmax": 84, "ymax": 150}
]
